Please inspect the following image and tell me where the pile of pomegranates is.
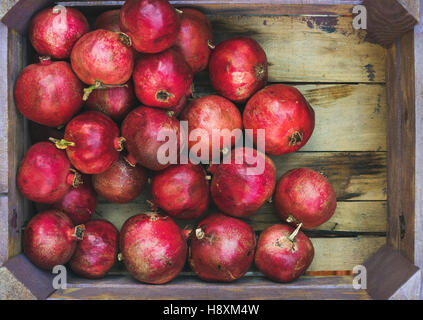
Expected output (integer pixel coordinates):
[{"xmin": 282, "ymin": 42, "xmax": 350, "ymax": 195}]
[{"xmin": 15, "ymin": 0, "xmax": 337, "ymax": 285}]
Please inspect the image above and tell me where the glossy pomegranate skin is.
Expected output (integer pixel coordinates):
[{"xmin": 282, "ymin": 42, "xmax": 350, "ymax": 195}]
[
  {"xmin": 14, "ymin": 59, "xmax": 83, "ymax": 127},
  {"xmin": 29, "ymin": 121, "xmax": 64, "ymax": 144},
  {"xmin": 180, "ymin": 95, "xmax": 242, "ymax": 161},
  {"xmin": 85, "ymin": 81, "xmax": 136, "ymax": 121},
  {"xmin": 174, "ymin": 8, "xmax": 213, "ymax": 73},
  {"xmin": 133, "ymin": 48, "xmax": 193, "ymax": 108},
  {"xmin": 211, "ymin": 147, "xmax": 276, "ymax": 218},
  {"xmin": 92, "ymin": 156, "xmax": 147, "ymax": 203},
  {"xmin": 243, "ymin": 84, "xmax": 315, "ymax": 156},
  {"xmin": 24, "ymin": 210, "xmax": 83, "ymax": 270},
  {"xmin": 53, "ymin": 175, "xmax": 97, "ymax": 225},
  {"xmin": 120, "ymin": 213, "xmax": 187, "ymax": 284},
  {"xmin": 121, "ymin": 106, "xmax": 186, "ymax": 171},
  {"xmin": 151, "ymin": 163, "xmax": 210, "ymax": 219},
  {"xmin": 167, "ymin": 94, "xmax": 188, "ymax": 117},
  {"xmin": 120, "ymin": 0, "xmax": 180, "ymax": 53},
  {"xmin": 274, "ymin": 168, "xmax": 337, "ymax": 230},
  {"xmin": 64, "ymin": 111, "xmax": 122, "ymax": 174},
  {"xmin": 70, "ymin": 29, "xmax": 134, "ymax": 85},
  {"xmin": 209, "ymin": 36, "xmax": 267, "ymax": 103},
  {"xmin": 189, "ymin": 212, "xmax": 256, "ymax": 282},
  {"xmin": 93, "ymin": 9, "xmax": 121, "ymax": 32},
  {"xmin": 17, "ymin": 142, "xmax": 75, "ymax": 203},
  {"xmin": 70, "ymin": 220, "xmax": 118, "ymax": 279},
  {"xmin": 29, "ymin": 7, "xmax": 89, "ymax": 59},
  {"xmin": 255, "ymin": 224, "xmax": 314, "ymax": 282}
]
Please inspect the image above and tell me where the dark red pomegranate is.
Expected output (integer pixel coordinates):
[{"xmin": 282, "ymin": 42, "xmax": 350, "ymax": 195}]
[
  {"xmin": 122, "ymin": 106, "xmax": 186, "ymax": 171},
  {"xmin": 180, "ymin": 95, "xmax": 242, "ymax": 161},
  {"xmin": 29, "ymin": 121, "xmax": 64, "ymax": 144},
  {"xmin": 92, "ymin": 156, "xmax": 147, "ymax": 203},
  {"xmin": 174, "ymin": 8, "xmax": 213, "ymax": 73},
  {"xmin": 70, "ymin": 220, "xmax": 118, "ymax": 279},
  {"xmin": 50, "ymin": 111, "xmax": 125, "ymax": 174},
  {"xmin": 243, "ymin": 84, "xmax": 315, "ymax": 155},
  {"xmin": 151, "ymin": 163, "xmax": 210, "ymax": 220},
  {"xmin": 29, "ymin": 6, "xmax": 89, "ymax": 59},
  {"xmin": 210, "ymin": 147, "xmax": 276, "ymax": 218},
  {"xmin": 85, "ymin": 81, "xmax": 136, "ymax": 121},
  {"xmin": 189, "ymin": 212, "xmax": 256, "ymax": 282},
  {"xmin": 209, "ymin": 36, "xmax": 267, "ymax": 103},
  {"xmin": 274, "ymin": 168, "xmax": 337, "ymax": 230},
  {"xmin": 133, "ymin": 48, "xmax": 193, "ymax": 108},
  {"xmin": 120, "ymin": 0, "xmax": 180, "ymax": 53},
  {"xmin": 17, "ymin": 142, "xmax": 82, "ymax": 203},
  {"xmin": 24, "ymin": 210, "xmax": 85, "ymax": 270},
  {"xmin": 70, "ymin": 29, "xmax": 134, "ymax": 97},
  {"xmin": 167, "ymin": 94, "xmax": 188, "ymax": 118},
  {"xmin": 14, "ymin": 57, "xmax": 83, "ymax": 127},
  {"xmin": 120, "ymin": 213, "xmax": 187, "ymax": 284},
  {"xmin": 93, "ymin": 9, "xmax": 121, "ymax": 32},
  {"xmin": 53, "ymin": 174, "xmax": 97, "ymax": 225},
  {"xmin": 255, "ymin": 224, "xmax": 314, "ymax": 282}
]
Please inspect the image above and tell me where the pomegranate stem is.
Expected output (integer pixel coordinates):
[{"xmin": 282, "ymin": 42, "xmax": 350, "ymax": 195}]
[
  {"xmin": 288, "ymin": 223, "xmax": 303, "ymax": 242},
  {"xmin": 83, "ymin": 80, "xmax": 128, "ymax": 101},
  {"xmin": 207, "ymin": 40, "xmax": 215, "ymax": 50},
  {"xmin": 49, "ymin": 137, "xmax": 75, "ymax": 149},
  {"xmin": 117, "ymin": 253, "xmax": 124, "ymax": 262},
  {"xmin": 72, "ymin": 224, "xmax": 85, "ymax": 240},
  {"xmin": 195, "ymin": 227, "xmax": 205, "ymax": 240},
  {"xmin": 114, "ymin": 137, "xmax": 126, "ymax": 152}
]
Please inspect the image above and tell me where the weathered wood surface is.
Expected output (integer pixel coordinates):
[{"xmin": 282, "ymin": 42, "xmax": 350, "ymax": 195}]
[
  {"xmin": 48, "ymin": 275, "xmax": 370, "ymax": 300},
  {"xmin": 0, "ymin": 196, "xmax": 8, "ymax": 266},
  {"xmin": 0, "ymin": 24, "xmax": 7, "ymax": 194}
]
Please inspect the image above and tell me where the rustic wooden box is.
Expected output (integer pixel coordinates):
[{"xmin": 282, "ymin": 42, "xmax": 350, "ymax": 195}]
[{"xmin": 0, "ymin": 0, "xmax": 422, "ymax": 300}]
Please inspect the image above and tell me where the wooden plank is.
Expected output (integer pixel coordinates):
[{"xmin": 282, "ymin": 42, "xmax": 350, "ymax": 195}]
[
  {"xmin": 0, "ymin": 23, "xmax": 7, "ymax": 193},
  {"xmin": 208, "ymin": 15, "xmax": 385, "ymax": 83},
  {"xmin": 364, "ymin": 0, "xmax": 419, "ymax": 48},
  {"xmin": 48, "ymin": 275, "xmax": 370, "ymax": 300},
  {"xmin": 0, "ymin": 196, "xmax": 8, "ymax": 266}
]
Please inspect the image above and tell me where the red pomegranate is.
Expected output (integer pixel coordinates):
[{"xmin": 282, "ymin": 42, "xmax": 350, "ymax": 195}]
[
  {"xmin": 151, "ymin": 163, "xmax": 210, "ymax": 220},
  {"xmin": 209, "ymin": 36, "xmax": 267, "ymax": 103},
  {"xmin": 14, "ymin": 57, "xmax": 83, "ymax": 127},
  {"xmin": 17, "ymin": 142, "xmax": 82, "ymax": 204},
  {"xmin": 243, "ymin": 84, "xmax": 315, "ymax": 155},
  {"xmin": 180, "ymin": 95, "xmax": 242, "ymax": 161},
  {"xmin": 174, "ymin": 8, "xmax": 213, "ymax": 73},
  {"xmin": 167, "ymin": 94, "xmax": 189, "ymax": 118},
  {"xmin": 29, "ymin": 121, "xmax": 64, "ymax": 144},
  {"xmin": 133, "ymin": 48, "xmax": 193, "ymax": 108},
  {"xmin": 70, "ymin": 220, "xmax": 118, "ymax": 279},
  {"xmin": 122, "ymin": 106, "xmax": 186, "ymax": 171},
  {"xmin": 92, "ymin": 156, "xmax": 147, "ymax": 203},
  {"xmin": 29, "ymin": 6, "xmax": 89, "ymax": 59},
  {"xmin": 53, "ymin": 174, "xmax": 97, "ymax": 225},
  {"xmin": 189, "ymin": 212, "xmax": 256, "ymax": 282},
  {"xmin": 210, "ymin": 147, "xmax": 276, "ymax": 218},
  {"xmin": 85, "ymin": 81, "xmax": 136, "ymax": 121},
  {"xmin": 24, "ymin": 210, "xmax": 85, "ymax": 270},
  {"xmin": 70, "ymin": 29, "xmax": 134, "ymax": 97},
  {"xmin": 120, "ymin": 213, "xmax": 187, "ymax": 284},
  {"xmin": 50, "ymin": 111, "xmax": 125, "ymax": 174},
  {"xmin": 274, "ymin": 168, "xmax": 337, "ymax": 230},
  {"xmin": 93, "ymin": 9, "xmax": 121, "ymax": 32},
  {"xmin": 120, "ymin": 0, "xmax": 180, "ymax": 53},
  {"xmin": 255, "ymin": 224, "xmax": 314, "ymax": 282}
]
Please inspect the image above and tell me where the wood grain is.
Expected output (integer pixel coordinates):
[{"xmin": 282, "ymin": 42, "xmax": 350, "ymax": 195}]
[
  {"xmin": 0, "ymin": 196, "xmax": 8, "ymax": 266},
  {"xmin": 0, "ymin": 23, "xmax": 7, "ymax": 194}
]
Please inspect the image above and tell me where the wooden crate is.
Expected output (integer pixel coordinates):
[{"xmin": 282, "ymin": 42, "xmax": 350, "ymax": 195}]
[{"xmin": 0, "ymin": 0, "xmax": 421, "ymax": 300}]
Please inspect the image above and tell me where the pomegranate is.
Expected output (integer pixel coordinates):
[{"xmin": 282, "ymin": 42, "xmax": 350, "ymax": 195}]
[
  {"xmin": 70, "ymin": 29, "xmax": 134, "ymax": 99},
  {"xmin": 85, "ymin": 81, "xmax": 136, "ymax": 122},
  {"xmin": 120, "ymin": 0, "xmax": 180, "ymax": 53},
  {"xmin": 274, "ymin": 168, "xmax": 337, "ymax": 230},
  {"xmin": 29, "ymin": 121, "xmax": 64, "ymax": 144},
  {"xmin": 122, "ymin": 106, "xmax": 186, "ymax": 171},
  {"xmin": 255, "ymin": 224, "xmax": 314, "ymax": 282},
  {"xmin": 24, "ymin": 210, "xmax": 85, "ymax": 270},
  {"xmin": 209, "ymin": 36, "xmax": 267, "ymax": 103},
  {"xmin": 14, "ymin": 57, "xmax": 83, "ymax": 127},
  {"xmin": 53, "ymin": 174, "xmax": 97, "ymax": 225},
  {"xmin": 133, "ymin": 48, "xmax": 193, "ymax": 108},
  {"xmin": 92, "ymin": 156, "xmax": 147, "ymax": 203},
  {"xmin": 189, "ymin": 212, "xmax": 256, "ymax": 282},
  {"xmin": 17, "ymin": 142, "xmax": 82, "ymax": 203},
  {"xmin": 243, "ymin": 84, "xmax": 315, "ymax": 155},
  {"xmin": 120, "ymin": 213, "xmax": 187, "ymax": 284},
  {"xmin": 29, "ymin": 6, "xmax": 89, "ymax": 59},
  {"xmin": 210, "ymin": 147, "xmax": 276, "ymax": 218},
  {"xmin": 50, "ymin": 111, "xmax": 125, "ymax": 174},
  {"xmin": 180, "ymin": 95, "xmax": 242, "ymax": 161},
  {"xmin": 70, "ymin": 220, "xmax": 118, "ymax": 279},
  {"xmin": 167, "ymin": 94, "xmax": 188, "ymax": 118},
  {"xmin": 151, "ymin": 163, "xmax": 210, "ymax": 220},
  {"xmin": 174, "ymin": 8, "xmax": 214, "ymax": 73},
  {"xmin": 93, "ymin": 9, "xmax": 121, "ymax": 32}
]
